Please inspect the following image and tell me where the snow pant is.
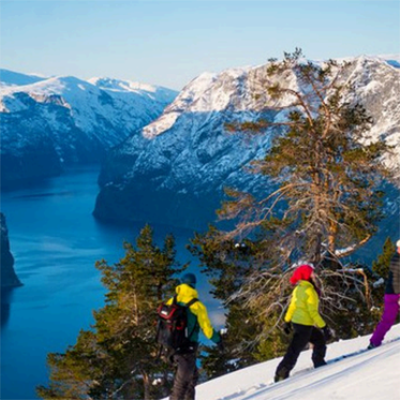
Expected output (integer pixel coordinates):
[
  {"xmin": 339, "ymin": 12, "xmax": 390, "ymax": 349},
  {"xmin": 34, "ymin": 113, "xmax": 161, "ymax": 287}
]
[
  {"xmin": 169, "ymin": 352, "xmax": 198, "ymax": 400},
  {"xmin": 275, "ymin": 323, "xmax": 327, "ymax": 380},
  {"xmin": 370, "ymin": 293, "xmax": 400, "ymax": 347}
]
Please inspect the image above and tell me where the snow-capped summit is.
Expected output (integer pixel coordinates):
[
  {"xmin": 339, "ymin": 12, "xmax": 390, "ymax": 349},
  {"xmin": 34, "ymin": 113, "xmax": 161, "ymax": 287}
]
[
  {"xmin": 0, "ymin": 68, "xmax": 47, "ymax": 87},
  {"xmin": 377, "ymin": 54, "xmax": 400, "ymax": 68},
  {"xmin": 87, "ymin": 76, "xmax": 177, "ymax": 104},
  {"xmin": 0, "ymin": 70, "xmax": 178, "ymax": 188},
  {"xmin": 94, "ymin": 55, "xmax": 400, "ymax": 233},
  {"xmin": 88, "ymin": 76, "xmax": 152, "ymax": 91}
]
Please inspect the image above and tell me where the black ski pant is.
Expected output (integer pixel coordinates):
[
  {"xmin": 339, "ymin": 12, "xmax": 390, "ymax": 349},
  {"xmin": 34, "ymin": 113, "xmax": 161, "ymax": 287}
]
[
  {"xmin": 275, "ymin": 323, "xmax": 327, "ymax": 379},
  {"xmin": 169, "ymin": 352, "xmax": 198, "ymax": 400}
]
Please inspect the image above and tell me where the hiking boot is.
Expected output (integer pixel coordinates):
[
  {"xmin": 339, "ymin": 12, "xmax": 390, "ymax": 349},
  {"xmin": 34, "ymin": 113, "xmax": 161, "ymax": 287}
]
[
  {"xmin": 274, "ymin": 374, "xmax": 287, "ymax": 383},
  {"xmin": 314, "ymin": 360, "xmax": 327, "ymax": 368},
  {"xmin": 274, "ymin": 367, "xmax": 289, "ymax": 383},
  {"xmin": 367, "ymin": 343, "xmax": 378, "ymax": 350}
]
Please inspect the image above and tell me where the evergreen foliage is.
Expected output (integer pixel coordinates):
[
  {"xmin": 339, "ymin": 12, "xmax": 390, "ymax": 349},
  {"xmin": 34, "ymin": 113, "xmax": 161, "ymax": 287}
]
[
  {"xmin": 199, "ymin": 49, "xmax": 392, "ymax": 354},
  {"xmin": 327, "ymin": 237, "xmax": 395, "ymax": 338},
  {"xmin": 319, "ymin": 259, "xmax": 379, "ymax": 338},
  {"xmin": 189, "ymin": 227, "xmax": 288, "ymax": 378},
  {"xmin": 372, "ymin": 237, "xmax": 396, "ymax": 299},
  {"xmin": 223, "ymin": 48, "xmax": 390, "ymax": 261},
  {"xmin": 37, "ymin": 225, "xmax": 186, "ymax": 400},
  {"xmin": 189, "ymin": 227, "xmax": 258, "ymax": 377},
  {"xmin": 372, "ymin": 237, "xmax": 395, "ymax": 282}
]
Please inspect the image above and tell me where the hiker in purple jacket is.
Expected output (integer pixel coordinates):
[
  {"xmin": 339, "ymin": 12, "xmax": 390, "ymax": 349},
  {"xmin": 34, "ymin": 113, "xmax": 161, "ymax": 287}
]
[{"xmin": 368, "ymin": 239, "xmax": 400, "ymax": 349}]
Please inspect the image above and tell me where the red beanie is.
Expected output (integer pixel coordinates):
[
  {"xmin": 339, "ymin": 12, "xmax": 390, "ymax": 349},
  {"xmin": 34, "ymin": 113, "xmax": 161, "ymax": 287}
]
[{"xmin": 290, "ymin": 264, "xmax": 314, "ymax": 285}]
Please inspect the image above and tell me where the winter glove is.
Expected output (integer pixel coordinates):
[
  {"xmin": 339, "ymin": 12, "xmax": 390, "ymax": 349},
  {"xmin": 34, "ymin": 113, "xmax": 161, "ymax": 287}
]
[
  {"xmin": 322, "ymin": 325, "xmax": 333, "ymax": 341},
  {"xmin": 283, "ymin": 322, "xmax": 292, "ymax": 335}
]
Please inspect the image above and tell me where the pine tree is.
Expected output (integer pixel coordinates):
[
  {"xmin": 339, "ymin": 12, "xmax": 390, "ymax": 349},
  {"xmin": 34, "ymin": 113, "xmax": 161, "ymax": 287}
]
[
  {"xmin": 371, "ymin": 237, "xmax": 396, "ymax": 301},
  {"xmin": 189, "ymin": 227, "xmax": 288, "ymax": 378},
  {"xmin": 223, "ymin": 48, "xmax": 390, "ymax": 261},
  {"xmin": 212, "ymin": 49, "xmax": 391, "ymax": 345},
  {"xmin": 37, "ymin": 225, "xmax": 186, "ymax": 400},
  {"xmin": 372, "ymin": 237, "xmax": 395, "ymax": 281}
]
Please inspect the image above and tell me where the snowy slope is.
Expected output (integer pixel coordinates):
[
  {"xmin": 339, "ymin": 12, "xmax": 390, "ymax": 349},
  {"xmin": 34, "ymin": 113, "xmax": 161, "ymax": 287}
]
[
  {"xmin": 377, "ymin": 54, "xmax": 400, "ymax": 68},
  {"xmin": 95, "ymin": 55, "xmax": 400, "ymax": 232},
  {"xmin": 168, "ymin": 324, "xmax": 400, "ymax": 400},
  {"xmin": 0, "ymin": 69, "xmax": 177, "ymax": 188},
  {"xmin": 0, "ymin": 70, "xmax": 177, "ymax": 138},
  {"xmin": 0, "ymin": 69, "xmax": 46, "ymax": 86}
]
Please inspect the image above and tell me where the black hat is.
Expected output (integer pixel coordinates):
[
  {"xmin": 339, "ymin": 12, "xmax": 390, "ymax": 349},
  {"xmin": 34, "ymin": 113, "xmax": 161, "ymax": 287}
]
[{"xmin": 181, "ymin": 273, "xmax": 197, "ymax": 288}]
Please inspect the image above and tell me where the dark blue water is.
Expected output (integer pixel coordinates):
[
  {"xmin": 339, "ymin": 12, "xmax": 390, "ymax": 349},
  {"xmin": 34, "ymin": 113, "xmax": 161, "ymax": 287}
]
[{"xmin": 0, "ymin": 167, "xmax": 222, "ymax": 400}]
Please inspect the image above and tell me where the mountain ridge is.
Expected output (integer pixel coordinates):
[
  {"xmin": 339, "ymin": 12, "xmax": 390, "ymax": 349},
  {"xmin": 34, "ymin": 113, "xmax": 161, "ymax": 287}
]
[
  {"xmin": 0, "ymin": 70, "xmax": 178, "ymax": 189},
  {"xmin": 94, "ymin": 55, "xmax": 400, "ymax": 237}
]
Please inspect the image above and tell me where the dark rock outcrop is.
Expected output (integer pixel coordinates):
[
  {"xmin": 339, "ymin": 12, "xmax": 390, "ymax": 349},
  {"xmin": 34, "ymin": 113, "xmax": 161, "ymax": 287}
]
[{"xmin": 0, "ymin": 213, "xmax": 22, "ymax": 288}]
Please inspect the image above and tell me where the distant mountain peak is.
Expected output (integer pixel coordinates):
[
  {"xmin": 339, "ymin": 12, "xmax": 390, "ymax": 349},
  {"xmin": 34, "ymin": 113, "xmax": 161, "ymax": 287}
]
[
  {"xmin": 0, "ymin": 69, "xmax": 178, "ymax": 189},
  {"xmin": 0, "ymin": 68, "xmax": 48, "ymax": 86}
]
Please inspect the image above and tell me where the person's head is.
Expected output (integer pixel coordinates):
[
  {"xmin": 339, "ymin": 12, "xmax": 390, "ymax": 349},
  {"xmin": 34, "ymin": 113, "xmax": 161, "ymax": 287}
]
[
  {"xmin": 290, "ymin": 264, "xmax": 315, "ymax": 285},
  {"xmin": 180, "ymin": 273, "xmax": 197, "ymax": 288}
]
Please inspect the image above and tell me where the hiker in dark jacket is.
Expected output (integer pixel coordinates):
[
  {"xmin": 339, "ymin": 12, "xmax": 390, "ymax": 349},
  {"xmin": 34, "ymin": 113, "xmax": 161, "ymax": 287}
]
[
  {"xmin": 275, "ymin": 264, "xmax": 333, "ymax": 382},
  {"xmin": 168, "ymin": 273, "xmax": 222, "ymax": 400},
  {"xmin": 369, "ymin": 239, "xmax": 400, "ymax": 349}
]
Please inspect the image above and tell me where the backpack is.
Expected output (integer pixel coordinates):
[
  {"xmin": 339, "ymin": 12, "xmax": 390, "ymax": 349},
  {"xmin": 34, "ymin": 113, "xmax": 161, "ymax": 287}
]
[{"xmin": 156, "ymin": 295, "xmax": 199, "ymax": 357}]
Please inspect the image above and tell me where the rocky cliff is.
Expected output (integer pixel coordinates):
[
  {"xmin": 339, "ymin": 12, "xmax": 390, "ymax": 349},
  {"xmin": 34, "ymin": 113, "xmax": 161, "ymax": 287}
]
[{"xmin": 0, "ymin": 213, "xmax": 21, "ymax": 288}]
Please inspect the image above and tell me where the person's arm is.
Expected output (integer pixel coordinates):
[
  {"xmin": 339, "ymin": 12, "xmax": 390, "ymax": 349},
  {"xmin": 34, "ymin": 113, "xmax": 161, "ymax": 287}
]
[
  {"xmin": 306, "ymin": 287, "xmax": 326, "ymax": 328},
  {"xmin": 284, "ymin": 289, "xmax": 297, "ymax": 323},
  {"xmin": 190, "ymin": 301, "xmax": 220, "ymax": 343}
]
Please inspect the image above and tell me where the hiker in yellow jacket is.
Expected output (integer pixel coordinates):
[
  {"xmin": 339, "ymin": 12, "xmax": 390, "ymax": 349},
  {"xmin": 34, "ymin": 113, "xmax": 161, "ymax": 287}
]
[
  {"xmin": 167, "ymin": 273, "xmax": 222, "ymax": 400},
  {"xmin": 275, "ymin": 264, "xmax": 333, "ymax": 382}
]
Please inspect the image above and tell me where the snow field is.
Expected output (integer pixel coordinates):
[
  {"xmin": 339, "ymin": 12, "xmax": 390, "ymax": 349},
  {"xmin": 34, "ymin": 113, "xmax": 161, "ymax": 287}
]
[{"xmin": 164, "ymin": 324, "xmax": 400, "ymax": 400}]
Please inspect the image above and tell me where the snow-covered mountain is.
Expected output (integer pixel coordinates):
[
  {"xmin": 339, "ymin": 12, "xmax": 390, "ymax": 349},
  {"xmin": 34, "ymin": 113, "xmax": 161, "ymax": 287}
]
[
  {"xmin": 94, "ymin": 56, "xmax": 400, "ymax": 235},
  {"xmin": 0, "ymin": 69, "xmax": 177, "ymax": 188},
  {"xmin": 162, "ymin": 324, "xmax": 400, "ymax": 400}
]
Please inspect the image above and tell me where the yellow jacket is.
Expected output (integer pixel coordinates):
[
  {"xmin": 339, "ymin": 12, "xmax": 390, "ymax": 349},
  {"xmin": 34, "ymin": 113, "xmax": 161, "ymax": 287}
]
[
  {"xmin": 167, "ymin": 283, "xmax": 220, "ymax": 343},
  {"xmin": 284, "ymin": 280, "xmax": 326, "ymax": 328}
]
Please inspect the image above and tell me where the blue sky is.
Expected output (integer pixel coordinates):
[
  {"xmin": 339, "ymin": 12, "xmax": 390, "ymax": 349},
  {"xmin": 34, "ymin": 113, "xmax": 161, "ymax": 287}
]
[{"xmin": 1, "ymin": 1, "xmax": 399, "ymax": 89}]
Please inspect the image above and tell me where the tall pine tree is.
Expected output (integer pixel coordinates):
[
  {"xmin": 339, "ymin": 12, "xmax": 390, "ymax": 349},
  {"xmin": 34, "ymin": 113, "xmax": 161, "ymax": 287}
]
[
  {"xmin": 223, "ymin": 48, "xmax": 390, "ymax": 261},
  {"xmin": 200, "ymin": 49, "xmax": 392, "ymax": 353},
  {"xmin": 37, "ymin": 225, "xmax": 186, "ymax": 400}
]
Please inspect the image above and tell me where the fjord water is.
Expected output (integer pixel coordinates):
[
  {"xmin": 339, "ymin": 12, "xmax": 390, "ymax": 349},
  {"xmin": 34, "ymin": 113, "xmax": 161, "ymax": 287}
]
[{"xmin": 0, "ymin": 167, "xmax": 220, "ymax": 399}]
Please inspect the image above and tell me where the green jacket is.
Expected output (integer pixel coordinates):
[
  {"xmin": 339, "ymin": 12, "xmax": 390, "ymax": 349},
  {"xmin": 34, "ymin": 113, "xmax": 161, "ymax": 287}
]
[
  {"xmin": 285, "ymin": 280, "xmax": 326, "ymax": 328},
  {"xmin": 167, "ymin": 283, "xmax": 220, "ymax": 343}
]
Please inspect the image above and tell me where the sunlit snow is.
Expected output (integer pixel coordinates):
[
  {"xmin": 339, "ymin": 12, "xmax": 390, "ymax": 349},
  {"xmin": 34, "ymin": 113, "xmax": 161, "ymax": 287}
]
[{"xmin": 163, "ymin": 324, "xmax": 400, "ymax": 400}]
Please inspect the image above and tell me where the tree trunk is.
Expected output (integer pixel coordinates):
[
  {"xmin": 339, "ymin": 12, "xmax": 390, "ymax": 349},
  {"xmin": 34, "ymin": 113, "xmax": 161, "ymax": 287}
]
[
  {"xmin": 328, "ymin": 221, "xmax": 338, "ymax": 254},
  {"xmin": 142, "ymin": 372, "xmax": 150, "ymax": 400}
]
